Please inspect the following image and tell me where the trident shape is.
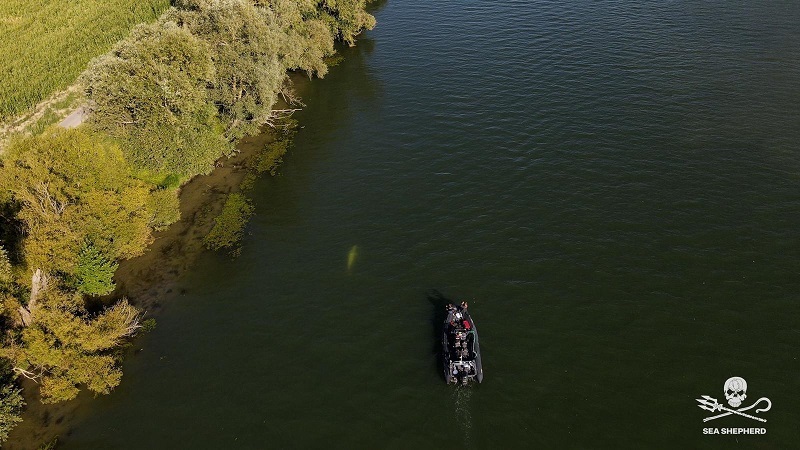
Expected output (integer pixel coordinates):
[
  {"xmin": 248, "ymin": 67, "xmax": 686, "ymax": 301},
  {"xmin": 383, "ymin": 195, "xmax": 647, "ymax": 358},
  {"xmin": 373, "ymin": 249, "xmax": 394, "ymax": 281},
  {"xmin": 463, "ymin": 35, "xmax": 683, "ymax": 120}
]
[{"xmin": 696, "ymin": 396, "xmax": 772, "ymax": 423}]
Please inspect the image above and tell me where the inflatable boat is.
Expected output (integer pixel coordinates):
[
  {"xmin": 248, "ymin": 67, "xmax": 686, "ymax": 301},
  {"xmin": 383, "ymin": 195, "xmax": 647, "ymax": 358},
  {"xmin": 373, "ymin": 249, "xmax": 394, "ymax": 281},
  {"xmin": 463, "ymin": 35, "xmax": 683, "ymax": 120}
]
[{"xmin": 442, "ymin": 303, "xmax": 483, "ymax": 384}]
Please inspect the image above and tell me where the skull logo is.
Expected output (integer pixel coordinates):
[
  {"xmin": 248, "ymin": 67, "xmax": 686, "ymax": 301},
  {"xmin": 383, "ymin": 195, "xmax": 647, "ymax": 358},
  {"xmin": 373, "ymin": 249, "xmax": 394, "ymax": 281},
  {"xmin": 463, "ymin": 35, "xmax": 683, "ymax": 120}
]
[{"xmin": 724, "ymin": 376, "xmax": 747, "ymax": 408}]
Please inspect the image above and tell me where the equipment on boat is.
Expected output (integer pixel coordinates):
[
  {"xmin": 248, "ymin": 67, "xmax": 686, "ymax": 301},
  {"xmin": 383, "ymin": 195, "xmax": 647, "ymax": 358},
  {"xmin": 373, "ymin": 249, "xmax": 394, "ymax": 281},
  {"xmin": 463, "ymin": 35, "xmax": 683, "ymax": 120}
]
[{"xmin": 442, "ymin": 303, "xmax": 483, "ymax": 385}]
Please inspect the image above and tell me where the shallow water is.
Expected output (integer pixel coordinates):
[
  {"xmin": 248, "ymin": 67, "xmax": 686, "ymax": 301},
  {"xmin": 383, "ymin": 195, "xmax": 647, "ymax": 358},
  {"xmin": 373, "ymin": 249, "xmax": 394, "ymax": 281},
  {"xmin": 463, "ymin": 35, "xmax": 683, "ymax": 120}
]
[{"xmin": 62, "ymin": 0, "xmax": 800, "ymax": 448}]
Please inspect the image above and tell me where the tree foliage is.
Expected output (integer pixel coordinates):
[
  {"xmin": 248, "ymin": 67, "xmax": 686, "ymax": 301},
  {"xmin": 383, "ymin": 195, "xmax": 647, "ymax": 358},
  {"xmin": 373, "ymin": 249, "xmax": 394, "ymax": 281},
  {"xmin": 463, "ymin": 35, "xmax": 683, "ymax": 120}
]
[
  {"xmin": 0, "ymin": 129, "xmax": 153, "ymax": 276},
  {"xmin": 83, "ymin": 0, "xmax": 375, "ymax": 179},
  {"xmin": 1, "ymin": 286, "xmax": 141, "ymax": 403},
  {"xmin": 266, "ymin": 0, "xmax": 336, "ymax": 75},
  {"xmin": 0, "ymin": 247, "xmax": 11, "ymax": 288},
  {"xmin": 168, "ymin": 0, "xmax": 288, "ymax": 141},
  {"xmin": 83, "ymin": 22, "xmax": 228, "ymax": 177},
  {"xmin": 0, "ymin": 369, "xmax": 24, "ymax": 445},
  {"xmin": 75, "ymin": 244, "xmax": 118, "ymax": 296},
  {"xmin": 315, "ymin": 0, "xmax": 376, "ymax": 45}
]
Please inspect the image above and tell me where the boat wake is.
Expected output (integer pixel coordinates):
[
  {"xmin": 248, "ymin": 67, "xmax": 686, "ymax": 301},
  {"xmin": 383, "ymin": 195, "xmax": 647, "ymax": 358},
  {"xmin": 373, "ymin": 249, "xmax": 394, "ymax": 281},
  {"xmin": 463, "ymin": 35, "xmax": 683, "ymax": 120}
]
[{"xmin": 452, "ymin": 386, "xmax": 474, "ymax": 447}]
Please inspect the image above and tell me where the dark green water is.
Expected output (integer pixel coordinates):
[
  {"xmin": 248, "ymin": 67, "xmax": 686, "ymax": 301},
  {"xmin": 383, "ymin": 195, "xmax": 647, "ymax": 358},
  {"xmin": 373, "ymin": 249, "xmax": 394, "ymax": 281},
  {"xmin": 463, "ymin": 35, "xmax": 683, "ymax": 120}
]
[{"xmin": 63, "ymin": 1, "xmax": 800, "ymax": 448}]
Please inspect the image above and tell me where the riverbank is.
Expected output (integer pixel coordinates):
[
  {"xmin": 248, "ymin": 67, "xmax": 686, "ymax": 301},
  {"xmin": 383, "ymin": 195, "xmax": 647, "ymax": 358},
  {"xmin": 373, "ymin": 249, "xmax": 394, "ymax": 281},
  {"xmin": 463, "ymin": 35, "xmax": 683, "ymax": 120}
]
[
  {"xmin": 4, "ymin": 118, "xmax": 284, "ymax": 449},
  {"xmin": 0, "ymin": 1, "xmax": 376, "ymax": 444}
]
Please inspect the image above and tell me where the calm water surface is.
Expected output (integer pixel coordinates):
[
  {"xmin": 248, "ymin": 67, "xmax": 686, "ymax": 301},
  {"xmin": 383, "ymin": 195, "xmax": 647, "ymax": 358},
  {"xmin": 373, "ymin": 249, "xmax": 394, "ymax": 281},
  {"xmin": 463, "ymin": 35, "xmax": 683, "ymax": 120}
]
[{"xmin": 64, "ymin": 0, "xmax": 800, "ymax": 448}]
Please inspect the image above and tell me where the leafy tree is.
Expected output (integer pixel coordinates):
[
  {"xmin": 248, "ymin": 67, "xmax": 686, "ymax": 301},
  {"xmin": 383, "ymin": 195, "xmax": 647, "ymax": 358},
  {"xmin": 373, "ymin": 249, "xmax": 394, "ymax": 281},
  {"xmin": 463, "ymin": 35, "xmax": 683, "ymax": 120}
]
[
  {"xmin": 266, "ymin": 0, "xmax": 336, "ymax": 76},
  {"xmin": 315, "ymin": 0, "xmax": 376, "ymax": 45},
  {"xmin": 75, "ymin": 244, "xmax": 118, "ymax": 296},
  {"xmin": 0, "ymin": 245, "xmax": 20, "ymax": 319},
  {"xmin": 0, "ymin": 129, "xmax": 153, "ymax": 276},
  {"xmin": 83, "ymin": 22, "xmax": 229, "ymax": 177},
  {"xmin": 168, "ymin": 0, "xmax": 288, "ymax": 141},
  {"xmin": 1, "ymin": 286, "xmax": 141, "ymax": 403}
]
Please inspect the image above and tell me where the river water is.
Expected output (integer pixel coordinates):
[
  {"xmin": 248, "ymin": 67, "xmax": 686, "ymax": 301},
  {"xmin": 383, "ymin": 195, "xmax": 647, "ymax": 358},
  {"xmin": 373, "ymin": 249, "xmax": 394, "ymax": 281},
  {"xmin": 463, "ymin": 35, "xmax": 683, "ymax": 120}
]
[{"xmin": 61, "ymin": 0, "xmax": 800, "ymax": 448}]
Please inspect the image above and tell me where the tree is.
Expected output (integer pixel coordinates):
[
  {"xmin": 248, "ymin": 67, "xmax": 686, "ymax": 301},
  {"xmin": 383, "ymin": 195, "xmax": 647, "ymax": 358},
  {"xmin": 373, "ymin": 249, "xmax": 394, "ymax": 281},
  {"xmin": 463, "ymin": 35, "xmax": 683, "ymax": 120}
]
[
  {"xmin": 1, "ymin": 286, "xmax": 141, "ymax": 403},
  {"xmin": 75, "ymin": 244, "xmax": 118, "ymax": 296},
  {"xmin": 0, "ymin": 246, "xmax": 11, "ymax": 288},
  {"xmin": 266, "ymin": 0, "xmax": 336, "ymax": 76},
  {"xmin": 0, "ymin": 246, "xmax": 16, "ymax": 318},
  {"xmin": 83, "ymin": 22, "xmax": 229, "ymax": 177},
  {"xmin": 0, "ymin": 129, "xmax": 153, "ymax": 276},
  {"xmin": 314, "ymin": 0, "xmax": 376, "ymax": 45},
  {"xmin": 168, "ymin": 0, "xmax": 289, "ymax": 140}
]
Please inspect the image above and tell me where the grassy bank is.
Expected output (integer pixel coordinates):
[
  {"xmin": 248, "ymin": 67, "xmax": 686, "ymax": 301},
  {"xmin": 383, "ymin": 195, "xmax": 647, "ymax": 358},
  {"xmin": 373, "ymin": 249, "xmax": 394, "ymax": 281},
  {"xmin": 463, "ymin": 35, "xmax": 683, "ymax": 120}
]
[{"xmin": 0, "ymin": 0, "xmax": 170, "ymax": 121}]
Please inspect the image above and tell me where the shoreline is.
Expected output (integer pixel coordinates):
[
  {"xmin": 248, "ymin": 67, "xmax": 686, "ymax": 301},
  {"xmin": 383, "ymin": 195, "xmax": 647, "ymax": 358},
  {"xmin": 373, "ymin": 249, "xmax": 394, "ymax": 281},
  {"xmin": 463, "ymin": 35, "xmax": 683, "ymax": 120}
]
[
  {"xmin": 4, "ymin": 121, "xmax": 282, "ymax": 449},
  {"xmin": 0, "ymin": 1, "xmax": 376, "ymax": 442}
]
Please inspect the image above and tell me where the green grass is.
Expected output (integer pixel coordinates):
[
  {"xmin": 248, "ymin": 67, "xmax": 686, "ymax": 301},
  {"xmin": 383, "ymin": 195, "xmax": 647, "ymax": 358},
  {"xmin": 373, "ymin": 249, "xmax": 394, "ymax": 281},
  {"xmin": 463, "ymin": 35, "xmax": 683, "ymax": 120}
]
[{"xmin": 0, "ymin": 0, "xmax": 170, "ymax": 121}]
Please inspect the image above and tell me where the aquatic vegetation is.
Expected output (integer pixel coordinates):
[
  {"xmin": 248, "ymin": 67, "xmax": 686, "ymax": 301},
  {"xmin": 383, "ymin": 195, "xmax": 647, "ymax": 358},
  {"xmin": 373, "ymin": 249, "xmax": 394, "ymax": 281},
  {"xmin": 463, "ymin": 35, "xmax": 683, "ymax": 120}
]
[
  {"xmin": 204, "ymin": 193, "xmax": 255, "ymax": 254},
  {"xmin": 255, "ymin": 121, "xmax": 298, "ymax": 176},
  {"xmin": 147, "ymin": 188, "xmax": 181, "ymax": 231}
]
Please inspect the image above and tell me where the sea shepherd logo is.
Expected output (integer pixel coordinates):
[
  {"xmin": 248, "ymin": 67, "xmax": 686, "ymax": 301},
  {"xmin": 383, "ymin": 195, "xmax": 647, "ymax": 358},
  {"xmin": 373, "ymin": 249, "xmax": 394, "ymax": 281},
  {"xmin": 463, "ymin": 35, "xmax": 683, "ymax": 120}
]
[{"xmin": 698, "ymin": 377, "xmax": 772, "ymax": 435}]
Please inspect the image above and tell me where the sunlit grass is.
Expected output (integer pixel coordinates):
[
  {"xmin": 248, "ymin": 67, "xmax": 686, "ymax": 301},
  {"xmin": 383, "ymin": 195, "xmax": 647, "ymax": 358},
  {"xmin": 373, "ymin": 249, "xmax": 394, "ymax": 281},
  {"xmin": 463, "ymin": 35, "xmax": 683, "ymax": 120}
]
[{"xmin": 0, "ymin": 0, "xmax": 170, "ymax": 121}]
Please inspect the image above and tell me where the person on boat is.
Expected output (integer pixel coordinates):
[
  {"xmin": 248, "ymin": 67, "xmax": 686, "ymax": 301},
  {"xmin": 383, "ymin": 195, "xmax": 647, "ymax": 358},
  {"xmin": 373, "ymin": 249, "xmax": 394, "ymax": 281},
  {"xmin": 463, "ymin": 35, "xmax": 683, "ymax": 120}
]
[
  {"xmin": 463, "ymin": 320, "xmax": 471, "ymax": 330},
  {"xmin": 460, "ymin": 301, "xmax": 468, "ymax": 309}
]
